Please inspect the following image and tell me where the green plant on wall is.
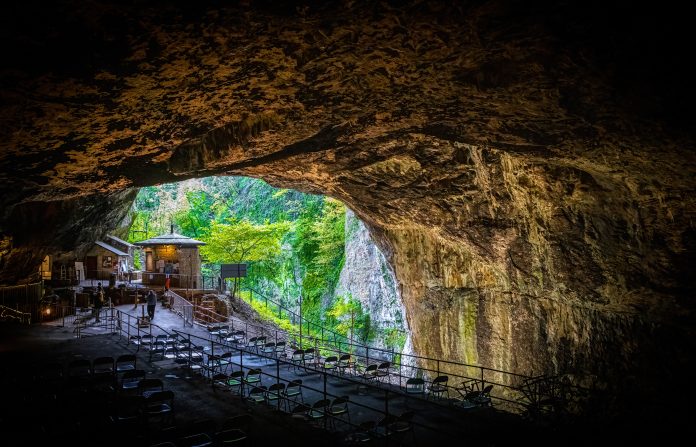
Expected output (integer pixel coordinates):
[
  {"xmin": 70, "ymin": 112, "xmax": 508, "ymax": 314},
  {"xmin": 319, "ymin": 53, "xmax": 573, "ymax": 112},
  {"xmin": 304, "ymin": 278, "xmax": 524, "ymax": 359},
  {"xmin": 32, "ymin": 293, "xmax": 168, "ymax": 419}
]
[
  {"xmin": 291, "ymin": 197, "xmax": 346, "ymax": 325},
  {"xmin": 327, "ymin": 293, "xmax": 373, "ymax": 349}
]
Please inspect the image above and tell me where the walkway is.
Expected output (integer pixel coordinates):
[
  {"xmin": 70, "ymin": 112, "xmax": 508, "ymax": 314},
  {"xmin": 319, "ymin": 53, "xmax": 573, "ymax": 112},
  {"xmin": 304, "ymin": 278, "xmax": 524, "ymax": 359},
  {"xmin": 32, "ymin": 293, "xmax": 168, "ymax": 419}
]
[{"xmin": 1, "ymin": 300, "xmax": 627, "ymax": 447}]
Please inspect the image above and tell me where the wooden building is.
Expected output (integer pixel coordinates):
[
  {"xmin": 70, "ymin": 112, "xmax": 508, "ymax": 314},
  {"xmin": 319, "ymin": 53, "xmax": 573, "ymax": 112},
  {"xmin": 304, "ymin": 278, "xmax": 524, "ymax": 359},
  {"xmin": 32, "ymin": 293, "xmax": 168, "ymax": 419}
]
[
  {"xmin": 104, "ymin": 235, "xmax": 136, "ymax": 271},
  {"xmin": 83, "ymin": 240, "xmax": 131, "ymax": 281},
  {"xmin": 133, "ymin": 232, "xmax": 205, "ymax": 289}
]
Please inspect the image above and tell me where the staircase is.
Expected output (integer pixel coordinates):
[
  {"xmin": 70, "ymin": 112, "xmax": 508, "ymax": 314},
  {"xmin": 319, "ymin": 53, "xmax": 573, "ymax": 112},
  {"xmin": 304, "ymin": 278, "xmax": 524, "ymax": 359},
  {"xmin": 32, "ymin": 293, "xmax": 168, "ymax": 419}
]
[{"xmin": 193, "ymin": 296, "xmax": 227, "ymax": 324}]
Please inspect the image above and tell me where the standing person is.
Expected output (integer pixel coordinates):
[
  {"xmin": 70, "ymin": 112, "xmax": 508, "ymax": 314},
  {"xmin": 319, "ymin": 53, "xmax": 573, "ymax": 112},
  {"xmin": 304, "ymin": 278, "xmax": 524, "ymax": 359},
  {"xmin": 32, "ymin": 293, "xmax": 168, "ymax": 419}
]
[
  {"xmin": 164, "ymin": 261, "xmax": 173, "ymax": 294},
  {"xmin": 146, "ymin": 290, "xmax": 157, "ymax": 321},
  {"xmin": 93, "ymin": 289, "xmax": 103, "ymax": 322}
]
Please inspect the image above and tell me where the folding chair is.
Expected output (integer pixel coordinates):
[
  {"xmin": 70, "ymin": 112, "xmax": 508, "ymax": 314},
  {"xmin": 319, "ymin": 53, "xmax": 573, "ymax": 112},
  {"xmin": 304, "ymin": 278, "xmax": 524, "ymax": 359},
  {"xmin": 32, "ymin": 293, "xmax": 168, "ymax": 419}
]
[
  {"xmin": 327, "ymin": 395, "xmax": 351, "ymax": 430},
  {"xmin": 302, "ymin": 348, "xmax": 316, "ymax": 369},
  {"xmin": 137, "ymin": 377, "xmax": 164, "ymax": 398},
  {"xmin": 225, "ymin": 370, "xmax": 245, "ymax": 396},
  {"xmin": 274, "ymin": 341, "xmax": 287, "ymax": 359},
  {"xmin": 115, "ymin": 354, "xmax": 137, "ymax": 375},
  {"xmin": 427, "ymin": 375, "xmax": 450, "ymax": 400},
  {"xmin": 67, "ymin": 358, "xmax": 92, "ymax": 378},
  {"xmin": 282, "ymin": 379, "xmax": 304, "ymax": 411},
  {"xmin": 375, "ymin": 361, "xmax": 391, "ymax": 383},
  {"xmin": 265, "ymin": 382, "xmax": 286, "ymax": 411},
  {"xmin": 144, "ymin": 390, "xmax": 175, "ymax": 427},
  {"xmin": 246, "ymin": 386, "xmax": 268, "ymax": 405},
  {"xmin": 243, "ymin": 368, "xmax": 262, "ymax": 394},
  {"xmin": 289, "ymin": 349, "xmax": 304, "ymax": 372},
  {"xmin": 337, "ymin": 354, "xmax": 354, "ymax": 375},
  {"xmin": 307, "ymin": 398, "xmax": 330, "ymax": 428},
  {"xmin": 321, "ymin": 355, "xmax": 338, "ymax": 373},
  {"xmin": 92, "ymin": 356, "xmax": 115, "ymax": 376},
  {"xmin": 357, "ymin": 363, "xmax": 379, "ymax": 393},
  {"xmin": 214, "ymin": 428, "xmax": 248, "ymax": 445},
  {"xmin": 178, "ymin": 432, "xmax": 213, "ymax": 447},
  {"xmin": 120, "ymin": 369, "xmax": 147, "ymax": 393}
]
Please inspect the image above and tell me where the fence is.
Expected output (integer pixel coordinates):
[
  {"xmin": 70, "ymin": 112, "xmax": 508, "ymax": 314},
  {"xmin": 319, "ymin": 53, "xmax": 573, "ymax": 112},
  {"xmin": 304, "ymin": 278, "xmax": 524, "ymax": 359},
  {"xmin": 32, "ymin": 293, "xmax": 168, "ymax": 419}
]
[
  {"xmin": 235, "ymin": 287, "xmax": 593, "ymax": 419},
  {"xmin": 0, "ymin": 281, "xmax": 44, "ymax": 324}
]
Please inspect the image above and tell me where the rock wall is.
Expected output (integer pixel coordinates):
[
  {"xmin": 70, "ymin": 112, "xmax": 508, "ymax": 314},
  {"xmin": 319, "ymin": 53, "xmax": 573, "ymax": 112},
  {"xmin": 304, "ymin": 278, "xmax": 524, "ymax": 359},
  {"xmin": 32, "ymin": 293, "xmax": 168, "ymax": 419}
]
[
  {"xmin": 0, "ymin": 0, "xmax": 694, "ymax": 416},
  {"xmin": 363, "ymin": 143, "xmax": 696, "ymax": 404},
  {"xmin": 335, "ymin": 209, "xmax": 409, "ymax": 356}
]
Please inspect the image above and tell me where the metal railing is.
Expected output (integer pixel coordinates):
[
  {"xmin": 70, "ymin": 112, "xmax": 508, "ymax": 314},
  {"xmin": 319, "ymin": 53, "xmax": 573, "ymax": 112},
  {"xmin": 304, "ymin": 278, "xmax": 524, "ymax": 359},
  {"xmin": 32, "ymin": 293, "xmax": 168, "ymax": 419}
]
[
  {"xmin": 32, "ymin": 285, "xmax": 595, "ymax": 422},
  {"xmin": 0, "ymin": 304, "xmax": 32, "ymax": 324},
  {"xmin": 0, "ymin": 281, "xmax": 43, "ymax": 323},
  {"xmin": 107, "ymin": 320, "xmax": 461, "ymax": 444},
  {"xmin": 167, "ymin": 290, "xmax": 194, "ymax": 327},
  {"xmin": 235, "ymin": 287, "xmax": 594, "ymax": 419}
]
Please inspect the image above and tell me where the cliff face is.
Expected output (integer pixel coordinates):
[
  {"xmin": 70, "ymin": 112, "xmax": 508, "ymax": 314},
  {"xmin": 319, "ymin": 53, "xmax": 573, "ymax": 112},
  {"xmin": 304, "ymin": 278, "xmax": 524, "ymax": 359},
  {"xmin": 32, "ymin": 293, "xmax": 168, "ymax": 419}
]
[
  {"xmin": 1, "ymin": 0, "xmax": 695, "ymax": 410},
  {"xmin": 336, "ymin": 209, "xmax": 408, "ymax": 355}
]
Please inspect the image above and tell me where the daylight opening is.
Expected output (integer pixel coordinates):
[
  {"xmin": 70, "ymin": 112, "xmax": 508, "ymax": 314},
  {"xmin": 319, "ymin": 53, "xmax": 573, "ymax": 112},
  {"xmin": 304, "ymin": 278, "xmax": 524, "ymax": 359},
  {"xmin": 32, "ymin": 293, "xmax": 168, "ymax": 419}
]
[{"xmin": 126, "ymin": 176, "xmax": 408, "ymax": 356}]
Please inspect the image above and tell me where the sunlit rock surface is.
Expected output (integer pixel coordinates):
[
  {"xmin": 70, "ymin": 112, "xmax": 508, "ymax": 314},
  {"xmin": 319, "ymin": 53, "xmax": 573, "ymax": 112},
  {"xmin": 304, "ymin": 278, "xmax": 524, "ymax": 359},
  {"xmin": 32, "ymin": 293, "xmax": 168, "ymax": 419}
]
[
  {"xmin": 336, "ymin": 209, "xmax": 408, "ymax": 355},
  {"xmin": 1, "ymin": 0, "xmax": 695, "ymax": 413}
]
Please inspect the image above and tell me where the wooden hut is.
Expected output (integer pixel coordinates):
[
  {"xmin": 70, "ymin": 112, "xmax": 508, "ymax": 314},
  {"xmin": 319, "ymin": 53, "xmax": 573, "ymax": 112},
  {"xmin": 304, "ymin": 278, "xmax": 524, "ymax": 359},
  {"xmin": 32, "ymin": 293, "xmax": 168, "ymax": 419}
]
[
  {"xmin": 83, "ymin": 240, "xmax": 131, "ymax": 281},
  {"xmin": 133, "ymin": 231, "xmax": 205, "ymax": 289},
  {"xmin": 105, "ymin": 235, "xmax": 136, "ymax": 271}
]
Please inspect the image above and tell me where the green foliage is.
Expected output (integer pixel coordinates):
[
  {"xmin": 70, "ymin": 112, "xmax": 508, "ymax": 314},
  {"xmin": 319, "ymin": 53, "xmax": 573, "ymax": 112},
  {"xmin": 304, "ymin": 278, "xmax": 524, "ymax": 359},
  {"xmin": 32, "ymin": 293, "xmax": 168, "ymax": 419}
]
[
  {"xmin": 291, "ymin": 198, "xmax": 346, "ymax": 322},
  {"xmin": 384, "ymin": 327, "xmax": 406, "ymax": 352},
  {"xmin": 243, "ymin": 292, "xmax": 297, "ymax": 333},
  {"xmin": 326, "ymin": 293, "xmax": 373, "ymax": 348},
  {"xmin": 200, "ymin": 219, "xmax": 291, "ymax": 264},
  {"xmin": 129, "ymin": 176, "xmax": 353, "ymax": 345},
  {"xmin": 173, "ymin": 190, "xmax": 216, "ymax": 238}
]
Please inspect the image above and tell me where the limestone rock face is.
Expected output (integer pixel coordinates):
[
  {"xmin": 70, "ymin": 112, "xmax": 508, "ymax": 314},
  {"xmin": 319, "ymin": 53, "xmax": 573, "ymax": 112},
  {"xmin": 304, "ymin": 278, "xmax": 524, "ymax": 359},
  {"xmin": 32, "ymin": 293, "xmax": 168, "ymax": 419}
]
[
  {"xmin": 1, "ymin": 0, "xmax": 695, "ymax": 410},
  {"xmin": 336, "ymin": 209, "xmax": 409, "ymax": 356}
]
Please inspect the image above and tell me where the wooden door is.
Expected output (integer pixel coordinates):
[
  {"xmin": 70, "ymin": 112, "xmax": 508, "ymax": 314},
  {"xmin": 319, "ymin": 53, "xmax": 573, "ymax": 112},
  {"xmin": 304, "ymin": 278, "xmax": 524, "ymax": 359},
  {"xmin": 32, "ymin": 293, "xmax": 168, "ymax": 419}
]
[{"xmin": 85, "ymin": 256, "xmax": 97, "ymax": 279}]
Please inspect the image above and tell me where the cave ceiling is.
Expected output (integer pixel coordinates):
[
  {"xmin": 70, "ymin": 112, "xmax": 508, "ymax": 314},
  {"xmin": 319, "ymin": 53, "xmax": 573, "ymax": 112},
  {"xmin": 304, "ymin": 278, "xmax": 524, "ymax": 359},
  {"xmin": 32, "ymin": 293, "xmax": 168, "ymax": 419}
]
[{"xmin": 0, "ymin": 0, "xmax": 694, "ymax": 323}]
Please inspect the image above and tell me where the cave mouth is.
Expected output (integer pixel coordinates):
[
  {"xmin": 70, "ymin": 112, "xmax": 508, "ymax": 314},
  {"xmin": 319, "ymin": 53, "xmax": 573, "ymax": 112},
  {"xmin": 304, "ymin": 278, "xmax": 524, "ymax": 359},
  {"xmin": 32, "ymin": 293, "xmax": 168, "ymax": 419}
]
[
  {"xmin": 124, "ymin": 175, "xmax": 408, "ymax": 356},
  {"xmin": 0, "ymin": 1, "xmax": 693, "ymax": 436}
]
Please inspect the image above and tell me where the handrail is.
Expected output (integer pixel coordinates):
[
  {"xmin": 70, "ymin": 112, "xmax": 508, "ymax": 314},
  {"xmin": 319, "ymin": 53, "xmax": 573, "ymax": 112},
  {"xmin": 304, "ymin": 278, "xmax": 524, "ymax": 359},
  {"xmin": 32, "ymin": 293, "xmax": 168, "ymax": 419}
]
[
  {"xmin": 239, "ymin": 287, "xmax": 592, "ymax": 416},
  {"xmin": 167, "ymin": 291, "xmax": 194, "ymax": 327},
  {"xmin": 242, "ymin": 286, "xmax": 356, "ymax": 344},
  {"xmin": 103, "ymin": 301, "xmax": 596, "ymax": 425},
  {"xmin": 0, "ymin": 304, "xmax": 32, "ymax": 324},
  {"xmin": 163, "ymin": 327, "xmax": 455, "ymax": 442}
]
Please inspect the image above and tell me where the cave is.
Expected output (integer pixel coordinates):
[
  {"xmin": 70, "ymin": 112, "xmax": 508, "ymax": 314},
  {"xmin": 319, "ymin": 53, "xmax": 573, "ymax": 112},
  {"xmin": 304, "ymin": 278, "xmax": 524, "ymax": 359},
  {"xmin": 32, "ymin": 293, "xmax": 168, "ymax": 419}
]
[{"xmin": 1, "ymin": 0, "xmax": 695, "ymax": 439}]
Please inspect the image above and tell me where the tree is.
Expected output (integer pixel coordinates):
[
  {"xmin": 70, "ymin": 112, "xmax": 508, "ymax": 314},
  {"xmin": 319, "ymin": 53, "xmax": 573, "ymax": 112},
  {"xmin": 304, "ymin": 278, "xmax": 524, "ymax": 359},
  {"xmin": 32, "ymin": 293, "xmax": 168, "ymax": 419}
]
[
  {"xmin": 327, "ymin": 293, "xmax": 372, "ymax": 349},
  {"xmin": 174, "ymin": 190, "xmax": 216, "ymax": 238},
  {"xmin": 200, "ymin": 218, "xmax": 291, "ymax": 297}
]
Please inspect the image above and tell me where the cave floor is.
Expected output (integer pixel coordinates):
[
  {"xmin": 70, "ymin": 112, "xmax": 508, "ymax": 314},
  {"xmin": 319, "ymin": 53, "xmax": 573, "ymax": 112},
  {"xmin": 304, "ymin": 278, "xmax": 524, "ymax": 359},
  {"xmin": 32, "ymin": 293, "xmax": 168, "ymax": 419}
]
[{"xmin": 0, "ymin": 302, "xmax": 681, "ymax": 446}]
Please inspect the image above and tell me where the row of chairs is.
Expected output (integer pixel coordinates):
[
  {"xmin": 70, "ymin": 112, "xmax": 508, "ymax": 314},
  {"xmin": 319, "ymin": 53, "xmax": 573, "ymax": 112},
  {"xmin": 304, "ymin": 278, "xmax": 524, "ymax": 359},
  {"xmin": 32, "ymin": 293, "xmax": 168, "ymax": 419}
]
[
  {"xmin": 149, "ymin": 414, "xmax": 251, "ymax": 447},
  {"xmin": 404, "ymin": 376, "xmax": 494, "ymax": 406},
  {"xmin": 151, "ymin": 427, "xmax": 247, "ymax": 447},
  {"xmin": 288, "ymin": 350, "xmax": 354, "ymax": 375},
  {"xmin": 207, "ymin": 324, "xmax": 247, "ymax": 346},
  {"xmin": 346, "ymin": 410, "xmax": 416, "ymax": 444},
  {"xmin": 290, "ymin": 396, "xmax": 352, "ymax": 431},
  {"xmin": 34, "ymin": 354, "xmax": 137, "ymax": 382},
  {"xmin": 113, "ymin": 389, "xmax": 176, "ymax": 428},
  {"xmin": 245, "ymin": 380, "xmax": 304, "ymax": 412}
]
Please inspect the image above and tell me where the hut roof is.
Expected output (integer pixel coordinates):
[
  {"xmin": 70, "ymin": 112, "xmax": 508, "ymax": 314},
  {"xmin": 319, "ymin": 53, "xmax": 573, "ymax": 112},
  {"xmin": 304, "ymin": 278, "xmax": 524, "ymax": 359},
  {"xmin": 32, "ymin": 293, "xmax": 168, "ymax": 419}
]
[
  {"xmin": 133, "ymin": 232, "xmax": 206, "ymax": 247},
  {"xmin": 106, "ymin": 234, "xmax": 134, "ymax": 248},
  {"xmin": 94, "ymin": 240, "xmax": 130, "ymax": 257}
]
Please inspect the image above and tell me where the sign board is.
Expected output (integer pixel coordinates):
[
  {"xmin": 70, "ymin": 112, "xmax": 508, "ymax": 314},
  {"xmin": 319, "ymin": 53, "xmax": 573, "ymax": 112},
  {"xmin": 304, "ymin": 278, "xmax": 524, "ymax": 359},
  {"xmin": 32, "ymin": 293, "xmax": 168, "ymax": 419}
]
[{"xmin": 220, "ymin": 263, "xmax": 247, "ymax": 278}]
